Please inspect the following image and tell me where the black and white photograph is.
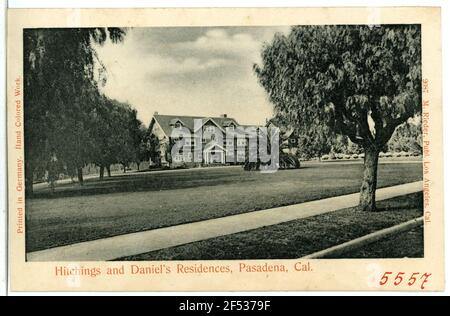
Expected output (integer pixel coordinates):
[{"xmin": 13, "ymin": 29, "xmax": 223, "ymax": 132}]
[{"xmin": 22, "ymin": 23, "xmax": 424, "ymax": 262}]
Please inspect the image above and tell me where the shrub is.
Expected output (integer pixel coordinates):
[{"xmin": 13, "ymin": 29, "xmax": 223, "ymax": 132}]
[
  {"xmin": 352, "ymin": 154, "xmax": 359, "ymax": 159},
  {"xmin": 343, "ymin": 154, "xmax": 351, "ymax": 159},
  {"xmin": 321, "ymin": 154, "xmax": 330, "ymax": 161},
  {"xmin": 244, "ymin": 153, "xmax": 300, "ymax": 171},
  {"xmin": 358, "ymin": 153, "xmax": 365, "ymax": 159},
  {"xmin": 279, "ymin": 152, "xmax": 301, "ymax": 169},
  {"xmin": 243, "ymin": 161, "xmax": 259, "ymax": 171}
]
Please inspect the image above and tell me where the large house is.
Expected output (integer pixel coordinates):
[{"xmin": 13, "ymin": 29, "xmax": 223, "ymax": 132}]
[{"xmin": 148, "ymin": 113, "xmax": 261, "ymax": 167}]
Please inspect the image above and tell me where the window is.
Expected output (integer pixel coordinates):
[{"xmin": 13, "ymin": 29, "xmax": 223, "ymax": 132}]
[
  {"xmin": 174, "ymin": 154, "xmax": 182, "ymax": 162},
  {"xmin": 175, "ymin": 122, "xmax": 182, "ymax": 128},
  {"xmin": 237, "ymin": 138, "xmax": 246, "ymax": 146},
  {"xmin": 183, "ymin": 152, "xmax": 192, "ymax": 162},
  {"xmin": 237, "ymin": 151, "xmax": 246, "ymax": 161},
  {"xmin": 226, "ymin": 139, "xmax": 234, "ymax": 147},
  {"xmin": 204, "ymin": 125, "xmax": 216, "ymax": 133},
  {"xmin": 226, "ymin": 125, "xmax": 235, "ymax": 131}
]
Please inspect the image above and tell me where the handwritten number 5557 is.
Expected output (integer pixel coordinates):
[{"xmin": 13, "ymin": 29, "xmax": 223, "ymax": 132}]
[{"xmin": 379, "ymin": 272, "xmax": 431, "ymax": 289}]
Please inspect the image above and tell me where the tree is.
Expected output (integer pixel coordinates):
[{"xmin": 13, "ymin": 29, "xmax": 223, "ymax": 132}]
[
  {"xmin": 24, "ymin": 28, "xmax": 126, "ymax": 193},
  {"xmin": 112, "ymin": 101, "xmax": 139, "ymax": 173},
  {"xmin": 91, "ymin": 96, "xmax": 118, "ymax": 180},
  {"xmin": 297, "ymin": 124, "xmax": 336, "ymax": 160},
  {"xmin": 268, "ymin": 112, "xmax": 329, "ymax": 160},
  {"xmin": 254, "ymin": 25, "xmax": 421, "ymax": 211},
  {"xmin": 148, "ymin": 133, "xmax": 161, "ymax": 167},
  {"xmin": 387, "ymin": 118, "xmax": 422, "ymax": 153},
  {"xmin": 128, "ymin": 110, "xmax": 148, "ymax": 171},
  {"xmin": 90, "ymin": 96, "xmax": 147, "ymax": 178},
  {"xmin": 101, "ymin": 99, "xmax": 137, "ymax": 175}
]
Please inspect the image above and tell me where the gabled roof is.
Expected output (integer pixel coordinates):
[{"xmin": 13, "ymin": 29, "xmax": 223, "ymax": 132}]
[
  {"xmin": 204, "ymin": 141, "xmax": 226, "ymax": 151},
  {"xmin": 169, "ymin": 118, "xmax": 185, "ymax": 126},
  {"xmin": 222, "ymin": 120, "xmax": 237, "ymax": 127},
  {"xmin": 193, "ymin": 117, "xmax": 226, "ymax": 133},
  {"xmin": 152, "ymin": 114, "xmax": 241, "ymax": 137}
]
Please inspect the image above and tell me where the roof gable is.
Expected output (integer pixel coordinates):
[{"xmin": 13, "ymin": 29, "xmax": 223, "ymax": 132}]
[
  {"xmin": 153, "ymin": 114, "xmax": 241, "ymax": 137},
  {"xmin": 204, "ymin": 141, "xmax": 226, "ymax": 151},
  {"xmin": 169, "ymin": 118, "xmax": 186, "ymax": 126},
  {"xmin": 194, "ymin": 117, "xmax": 225, "ymax": 133}
]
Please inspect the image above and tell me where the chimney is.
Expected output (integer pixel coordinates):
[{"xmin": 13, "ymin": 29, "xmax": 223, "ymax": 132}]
[
  {"xmin": 154, "ymin": 111, "xmax": 159, "ymax": 116},
  {"xmin": 220, "ymin": 114, "xmax": 227, "ymax": 118}
]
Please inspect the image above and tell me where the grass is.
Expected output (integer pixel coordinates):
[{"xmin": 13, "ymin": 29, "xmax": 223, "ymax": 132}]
[
  {"xmin": 319, "ymin": 156, "xmax": 422, "ymax": 163},
  {"xmin": 120, "ymin": 192, "xmax": 423, "ymax": 260},
  {"xmin": 26, "ymin": 162, "xmax": 422, "ymax": 252},
  {"xmin": 336, "ymin": 226, "xmax": 424, "ymax": 258}
]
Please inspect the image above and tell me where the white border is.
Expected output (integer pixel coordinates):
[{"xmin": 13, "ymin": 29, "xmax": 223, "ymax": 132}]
[
  {"xmin": 1, "ymin": 0, "xmax": 448, "ymax": 296},
  {"xmin": 1, "ymin": 0, "xmax": 7, "ymax": 298}
]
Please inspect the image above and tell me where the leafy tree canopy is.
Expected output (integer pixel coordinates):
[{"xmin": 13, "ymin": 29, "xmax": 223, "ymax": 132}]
[
  {"xmin": 24, "ymin": 28, "xmax": 126, "ymax": 191},
  {"xmin": 254, "ymin": 25, "xmax": 421, "ymax": 151}
]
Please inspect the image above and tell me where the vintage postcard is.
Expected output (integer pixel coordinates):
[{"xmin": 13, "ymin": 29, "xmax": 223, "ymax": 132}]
[{"xmin": 7, "ymin": 7, "xmax": 443, "ymax": 291}]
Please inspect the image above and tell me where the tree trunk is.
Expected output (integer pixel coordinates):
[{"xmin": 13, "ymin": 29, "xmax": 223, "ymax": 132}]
[
  {"xmin": 77, "ymin": 167, "xmax": 84, "ymax": 185},
  {"xmin": 25, "ymin": 160, "xmax": 34, "ymax": 197},
  {"xmin": 359, "ymin": 146, "xmax": 379, "ymax": 211},
  {"xmin": 123, "ymin": 163, "xmax": 126, "ymax": 173},
  {"xmin": 99, "ymin": 165, "xmax": 104, "ymax": 180},
  {"xmin": 136, "ymin": 162, "xmax": 140, "ymax": 171},
  {"xmin": 106, "ymin": 165, "xmax": 111, "ymax": 177}
]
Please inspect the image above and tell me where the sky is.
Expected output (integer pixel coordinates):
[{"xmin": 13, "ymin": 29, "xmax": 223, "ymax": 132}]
[{"xmin": 94, "ymin": 26, "xmax": 290, "ymax": 126}]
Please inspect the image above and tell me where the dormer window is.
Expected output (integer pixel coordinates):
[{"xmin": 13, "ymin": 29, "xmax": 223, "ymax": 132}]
[
  {"xmin": 170, "ymin": 118, "xmax": 184, "ymax": 128},
  {"xmin": 204, "ymin": 126, "xmax": 216, "ymax": 133},
  {"xmin": 223, "ymin": 120, "xmax": 236, "ymax": 130}
]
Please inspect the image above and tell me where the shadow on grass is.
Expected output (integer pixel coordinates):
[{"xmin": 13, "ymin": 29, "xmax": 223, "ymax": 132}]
[
  {"xmin": 30, "ymin": 166, "xmax": 308, "ymax": 199},
  {"xmin": 376, "ymin": 196, "xmax": 423, "ymax": 213},
  {"xmin": 30, "ymin": 174, "xmax": 243, "ymax": 199}
]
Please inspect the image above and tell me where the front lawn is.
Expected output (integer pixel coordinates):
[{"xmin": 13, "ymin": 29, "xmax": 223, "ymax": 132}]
[
  {"xmin": 120, "ymin": 192, "xmax": 423, "ymax": 260},
  {"xmin": 26, "ymin": 162, "xmax": 422, "ymax": 252}
]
